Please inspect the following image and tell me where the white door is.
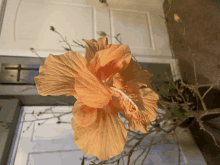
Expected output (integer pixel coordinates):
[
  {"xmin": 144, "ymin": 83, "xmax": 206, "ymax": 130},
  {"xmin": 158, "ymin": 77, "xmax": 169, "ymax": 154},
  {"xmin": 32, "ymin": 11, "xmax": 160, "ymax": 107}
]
[
  {"xmin": 9, "ymin": 106, "xmax": 89, "ymax": 165},
  {"xmin": 0, "ymin": 0, "xmax": 111, "ymax": 57},
  {"xmin": 8, "ymin": 106, "xmax": 207, "ymax": 165},
  {"xmin": 106, "ymin": 0, "xmax": 172, "ymax": 58},
  {"xmin": 0, "ymin": 0, "xmax": 172, "ymax": 58}
]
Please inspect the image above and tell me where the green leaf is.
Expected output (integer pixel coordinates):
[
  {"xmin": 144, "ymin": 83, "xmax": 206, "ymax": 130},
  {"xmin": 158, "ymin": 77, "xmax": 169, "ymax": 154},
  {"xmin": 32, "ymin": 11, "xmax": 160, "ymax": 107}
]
[
  {"xmin": 188, "ymin": 84, "xmax": 196, "ymax": 88},
  {"xmin": 165, "ymin": 95, "xmax": 170, "ymax": 99},
  {"xmin": 81, "ymin": 155, "xmax": 85, "ymax": 165},
  {"xmin": 163, "ymin": 83, "xmax": 169, "ymax": 89},
  {"xmin": 170, "ymin": 85, "xmax": 176, "ymax": 89},
  {"xmin": 165, "ymin": 20, "xmax": 172, "ymax": 27},
  {"xmin": 157, "ymin": 74, "xmax": 160, "ymax": 78},
  {"xmin": 172, "ymin": 109, "xmax": 188, "ymax": 119},
  {"xmin": 163, "ymin": 82, "xmax": 176, "ymax": 89}
]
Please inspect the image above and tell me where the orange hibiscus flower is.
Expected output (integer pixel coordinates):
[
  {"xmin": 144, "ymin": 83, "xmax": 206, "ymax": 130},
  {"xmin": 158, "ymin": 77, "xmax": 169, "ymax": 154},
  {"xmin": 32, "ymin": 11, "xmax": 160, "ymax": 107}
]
[{"xmin": 34, "ymin": 37, "xmax": 159, "ymax": 160}]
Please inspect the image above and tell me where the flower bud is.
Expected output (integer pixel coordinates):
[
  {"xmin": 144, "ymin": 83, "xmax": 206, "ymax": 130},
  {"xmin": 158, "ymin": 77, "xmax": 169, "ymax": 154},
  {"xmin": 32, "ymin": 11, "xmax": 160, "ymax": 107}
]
[
  {"xmin": 96, "ymin": 31, "xmax": 106, "ymax": 37},
  {"xmin": 174, "ymin": 14, "xmax": 181, "ymax": 22},
  {"xmin": 50, "ymin": 26, "xmax": 55, "ymax": 31}
]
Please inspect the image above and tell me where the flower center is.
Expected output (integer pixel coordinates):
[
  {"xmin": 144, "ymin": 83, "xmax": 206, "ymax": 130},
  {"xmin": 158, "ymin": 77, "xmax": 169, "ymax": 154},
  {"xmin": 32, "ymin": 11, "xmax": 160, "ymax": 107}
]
[
  {"xmin": 110, "ymin": 87, "xmax": 144, "ymax": 121},
  {"xmin": 123, "ymin": 85, "xmax": 139, "ymax": 102}
]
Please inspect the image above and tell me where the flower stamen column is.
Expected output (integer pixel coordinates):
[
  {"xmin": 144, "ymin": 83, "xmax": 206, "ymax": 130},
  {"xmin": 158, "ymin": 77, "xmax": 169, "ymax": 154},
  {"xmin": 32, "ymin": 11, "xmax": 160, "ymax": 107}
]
[{"xmin": 110, "ymin": 87, "xmax": 146, "ymax": 122}]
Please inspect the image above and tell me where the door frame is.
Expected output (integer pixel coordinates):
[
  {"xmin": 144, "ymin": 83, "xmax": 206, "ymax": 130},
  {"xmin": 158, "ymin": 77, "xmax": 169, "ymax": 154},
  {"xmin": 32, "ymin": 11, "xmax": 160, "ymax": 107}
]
[
  {"xmin": 0, "ymin": 0, "xmax": 7, "ymax": 36},
  {"xmin": 5, "ymin": 105, "xmax": 24, "ymax": 165},
  {"xmin": 0, "ymin": 99, "xmax": 22, "ymax": 165}
]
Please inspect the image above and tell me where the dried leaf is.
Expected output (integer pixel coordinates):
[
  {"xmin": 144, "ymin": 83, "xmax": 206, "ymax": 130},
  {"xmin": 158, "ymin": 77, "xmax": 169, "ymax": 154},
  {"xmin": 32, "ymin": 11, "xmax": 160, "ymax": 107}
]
[
  {"xmin": 175, "ymin": 96, "xmax": 182, "ymax": 101},
  {"xmin": 72, "ymin": 40, "xmax": 77, "ymax": 44},
  {"xmin": 96, "ymin": 31, "xmax": 106, "ymax": 37},
  {"xmin": 64, "ymin": 48, "xmax": 71, "ymax": 51},
  {"xmin": 121, "ymin": 58, "xmax": 153, "ymax": 85}
]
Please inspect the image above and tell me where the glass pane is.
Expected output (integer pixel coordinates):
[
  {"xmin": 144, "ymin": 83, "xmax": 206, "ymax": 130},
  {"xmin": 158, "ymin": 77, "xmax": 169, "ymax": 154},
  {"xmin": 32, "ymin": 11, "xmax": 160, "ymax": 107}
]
[
  {"xmin": 0, "ymin": 63, "xmax": 40, "ymax": 84},
  {"xmin": 139, "ymin": 62, "xmax": 172, "ymax": 83}
]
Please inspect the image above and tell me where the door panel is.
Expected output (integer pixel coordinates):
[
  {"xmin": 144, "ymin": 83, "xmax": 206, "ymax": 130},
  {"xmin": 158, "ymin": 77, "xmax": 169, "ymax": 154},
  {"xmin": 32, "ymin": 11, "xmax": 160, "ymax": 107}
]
[
  {"xmin": 0, "ymin": 0, "xmax": 110, "ymax": 57},
  {"xmin": 0, "ymin": 0, "xmax": 172, "ymax": 58},
  {"xmin": 11, "ymin": 106, "xmax": 86, "ymax": 165},
  {"xmin": 108, "ymin": 2, "xmax": 172, "ymax": 57}
]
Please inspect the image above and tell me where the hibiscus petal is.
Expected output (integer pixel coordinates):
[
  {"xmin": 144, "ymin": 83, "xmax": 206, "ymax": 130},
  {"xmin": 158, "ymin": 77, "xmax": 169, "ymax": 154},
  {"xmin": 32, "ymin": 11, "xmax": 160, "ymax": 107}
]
[
  {"xmin": 109, "ymin": 100, "xmax": 124, "ymax": 113},
  {"xmin": 72, "ymin": 101, "xmax": 97, "ymax": 127},
  {"xmin": 138, "ymin": 87, "xmax": 159, "ymax": 122},
  {"xmin": 112, "ymin": 65, "xmax": 158, "ymax": 133},
  {"xmin": 126, "ymin": 87, "xmax": 159, "ymax": 133},
  {"xmin": 75, "ymin": 67, "xmax": 112, "ymax": 108},
  {"xmin": 121, "ymin": 58, "xmax": 153, "ymax": 85},
  {"xmin": 82, "ymin": 37, "xmax": 108, "ymax": 63},
  {"xmin": 127, "ymin": 120, "xmax": 149, "ymax": 134},
  {"xmin": 89, "ymin": 44, "xmax": 132, "ymax": 81},
  {"xmin": 117, "ymin": 85, "xmax": 158, "ymax": 133},
  {"xmin": 72, "ymin": 106, "xmax": 127, "ymax": 160},
  {"xmin": 34, "ymin": 51, "xmax": 87, "ymax": 97},
  {"xmin": 112, "ymin": 72, "xmax": 127, "ymax": 90},
  {"xmin": 113, "ymin": 72, "xmax": 144, "ymax": 91}
]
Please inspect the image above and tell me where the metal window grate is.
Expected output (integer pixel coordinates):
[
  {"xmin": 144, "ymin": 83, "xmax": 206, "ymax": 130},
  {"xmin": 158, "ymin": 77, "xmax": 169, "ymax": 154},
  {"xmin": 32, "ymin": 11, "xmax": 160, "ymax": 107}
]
[
  {"xmin": 0, "ymin": 63, "xmax": 40, "ymax": 85},
  {"xmin": 0, "ymin": 62, "xmax": 172, "ymax": 85}
]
